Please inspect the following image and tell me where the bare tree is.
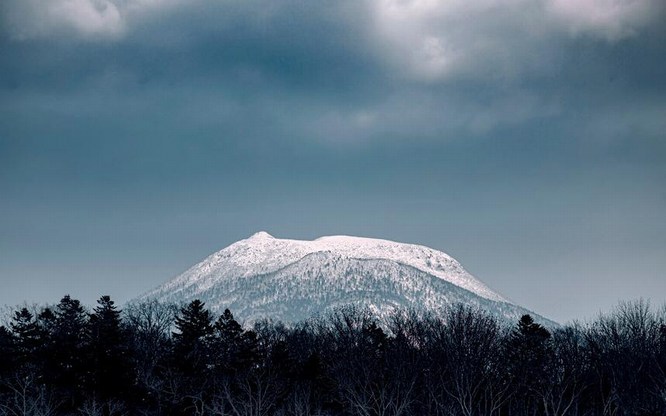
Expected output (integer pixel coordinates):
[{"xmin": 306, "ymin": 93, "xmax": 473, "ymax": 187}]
[
  {"xmin": 212, "ymin": 370, "xmax": 281, "ymax": 416},
  {"xmin": 438, "ymin": 305, "xmax": 507, "ymax": 416},
  {"xmin": 0, "ymin": 374, "xmax": 60, "ymax": 416},
  {"xmin": 585, "ymin": 299, "xmax": 664, "ymax": 415},
  {"xmin": 78, "ymin": 398, "xmax": 128, "ymax": 416},
  {"xmin": 123, "ymin": 299, "xmax": 179, "ymax": 408},
  {"xmin": 535, "ymin": 325, "xmax": 588, "ymax": 416}
]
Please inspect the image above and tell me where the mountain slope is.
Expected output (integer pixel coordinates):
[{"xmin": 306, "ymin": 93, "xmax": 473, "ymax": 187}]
[{"xmin": 138, "ymin": 232, "xmax": 554, "ymax": 325}]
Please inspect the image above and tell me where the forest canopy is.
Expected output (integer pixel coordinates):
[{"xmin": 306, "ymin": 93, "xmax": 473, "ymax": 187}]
[{"xmin": 0, "ymin": 296, "xmax": 664, "ymax": 416}]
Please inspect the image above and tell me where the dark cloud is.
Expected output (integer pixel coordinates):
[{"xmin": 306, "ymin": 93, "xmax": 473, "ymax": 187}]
[{"xmin": 1, "ymin": 0, "xmax": 665, "ymax": 322}]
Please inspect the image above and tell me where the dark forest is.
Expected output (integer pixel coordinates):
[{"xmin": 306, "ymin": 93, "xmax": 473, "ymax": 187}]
[{"xmin": 1, "ymin": 296, "xmax": 664, "ymax": 415}]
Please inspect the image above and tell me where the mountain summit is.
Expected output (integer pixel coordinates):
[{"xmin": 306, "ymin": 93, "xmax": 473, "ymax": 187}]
[{"xmin": 138, "ymin": 232, "xmax": 553, "ymax": 325}]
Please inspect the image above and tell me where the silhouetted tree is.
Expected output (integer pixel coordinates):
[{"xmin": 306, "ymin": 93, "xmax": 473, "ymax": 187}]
[
  {"xmin": 585, "ymin": 300, "xmax": 664, "ymax": 415},
  {"xmin": 88, "ymin": 295, "xmax": 133, "ymax": 412},
  {"xmin": 212, "ymin": 308, "xmax": 244, "ymax": 376},
  {"xmin": 171, "ymin": 299, "xmax": 214, "ymax": 413},
  {"xmin": 507, "ymin": 314, "xmax": 552, "ymax": 415},
  {"xmin": 51, "ymin": 295, "xmax": 90, "ymax": 411},
  {"xmin": 435, "ymin": 305, "xmax": 509, "ymax": 416},
  {"xmin": 9, "ymin": 308, "xmax": 41, "ymax": 373},
  {"xmin": 535, "ymin": 325, "xmax": 589, "ymax": 416},
  {"xmin": 2, "ymin": 294, "xmax": 666, "ymax": 416},
  {"xmin": 124, "ymin": 299, "xmax": 177, "ymax": 411},
  {"xmin": 173, "ymin": 299, "xmax": 214, "ymax": 368}
]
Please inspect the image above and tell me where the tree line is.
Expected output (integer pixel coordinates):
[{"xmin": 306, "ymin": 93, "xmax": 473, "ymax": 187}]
[{"xmin": 0, "ymin": 295, "xmax": 665, "ymax": 416}]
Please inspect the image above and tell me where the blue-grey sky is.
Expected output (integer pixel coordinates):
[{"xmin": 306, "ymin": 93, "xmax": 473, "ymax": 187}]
[{"xmin": 1, "ymin": 0, "xmax": 665, "ymax": 323}]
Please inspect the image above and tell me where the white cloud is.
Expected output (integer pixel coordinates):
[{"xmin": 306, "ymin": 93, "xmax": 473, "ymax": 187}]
[
  {"xmin": 2, "ymin": 0, "xmax": 124, "ymax": 39},
  {"xmin": 369, "ymin": 0, "xmax": 663, "ymax": 82},
  {"xmin": 548, "ymin": 0, "xmax": 662, "ymax": 41},
  {"xmin": 3, "ymin": 0, "xmax": 661, "ymax": 52},
  {"xmin": 370, "ymin": 0, "xmax": 547, "ymax": 81},
  {"xmin": 0, "ymin": 0, "xmax": 182, "ymax": 40}
]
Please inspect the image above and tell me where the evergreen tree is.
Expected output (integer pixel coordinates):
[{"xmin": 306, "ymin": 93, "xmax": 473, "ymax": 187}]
[
  {"xmin": 52, "ymin": 295, "xmax": 90, "ymax": 410},
  {"xmin": 88, "ymin": 295, "xmax": 133, "ymax": 407},
  {"xmin": 237, "ymin": 328, "xmax": 260, "ymax": 372},
  {"xmin": 36, "ymin": 307, "xmax": 57, "ymax": 341},
  {"xmin": 507, "ymin": 314, "xmax": 552, "ymax": 415},
  {"xmin": 9, "ymin": 307, "xmax": 41, "ymax": 372},
  {"xmin": 173, "ymin": 299, "xmax": 214, "ymax": 363},
  {"xmin": 212, "ymin": 308, "xmax": 244, "ymax": 374},
  {"xmin": 171, "ymin": 300, "xmax": 214, "ymax": 412},
  {"xmin": 215, "ymin": 309, "xmax": 243, "ymax": 345},
  {"xmin": 212, "ymin": 308, "xmax": 260, "ymax": 375},
  {"xmin": 34, "ymin": 307, "xmax": 57, "ymax": 388}
]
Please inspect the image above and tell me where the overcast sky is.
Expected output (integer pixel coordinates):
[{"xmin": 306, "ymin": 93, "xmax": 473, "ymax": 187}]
[{"xmin": 1, "ymin": 0, "xmax": 665, "ymax": 323}]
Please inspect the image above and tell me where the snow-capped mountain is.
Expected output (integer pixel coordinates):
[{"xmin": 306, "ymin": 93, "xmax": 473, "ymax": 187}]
[{"xmin": 138, "ymin": 232, "xmax": 555, "ymax": 326}]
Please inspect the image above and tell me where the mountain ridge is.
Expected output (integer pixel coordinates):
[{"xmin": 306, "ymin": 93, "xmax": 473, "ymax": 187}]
[{"xmin": 137, "ymin": 232, "xmax": 555, "ymax": 326}]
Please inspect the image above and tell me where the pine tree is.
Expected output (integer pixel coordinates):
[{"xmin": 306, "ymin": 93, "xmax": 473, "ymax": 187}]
[
  {"xmin": 173, "ymin": 299, "xmax": 214, "ymax": 359},
  {"xmin": 9, "ymin": 307, "xmax": 41, "ymax": 372},
  {"xmin": 36, "ymin": 307, "xmax": 57, "ymax": 342},
  {"xmin": 88, "ymin": 295, "xmax": 133, "ymax": 406},
  {"xmin": 215, "ymin": 309, "xmax": 243, "ymax": 346},
  {"xmin": 52, "ymin": 295, "xmax": 90, "ymax": 410},
  {"xmin": 171, "ymin": 299, "xmax": 214, "ymax": 411},
  {"xmin": 212, "ymin": 308, "xmax": 244, "ymax": 374},
  {"xmin": 34, "ymin": 307, "xmax": 57, "ymax": 388},
  {"xmin": 509, "ymin": 315, "xmax": 552, "ymax": 370},
  {"xmin": 507, "ymin": 314, "xmax": 552, "ymax": 415}
]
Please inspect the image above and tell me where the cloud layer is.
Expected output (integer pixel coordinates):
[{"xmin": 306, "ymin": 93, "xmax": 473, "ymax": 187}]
[
  {"xmin": 4, "ymin": 0, "xmax": 664, "ymax": 78},
  {"xmin": 1, "ymin": 0, "xmax": 665, "ymax": 322},
  {"xmin": 3, "ymin": 0, "xmax": 664, "ymax": 147}
]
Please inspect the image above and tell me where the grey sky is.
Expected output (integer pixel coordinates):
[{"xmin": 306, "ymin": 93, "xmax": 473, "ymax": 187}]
[{"xmin": 1, "ymin": 0, "xmax": 665, "ymax": 323}]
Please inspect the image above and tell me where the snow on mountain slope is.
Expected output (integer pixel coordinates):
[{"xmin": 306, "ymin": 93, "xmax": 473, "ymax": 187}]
[{"xmin": 138, "ymin": 232, "xmax": 554, "ymax": 325}]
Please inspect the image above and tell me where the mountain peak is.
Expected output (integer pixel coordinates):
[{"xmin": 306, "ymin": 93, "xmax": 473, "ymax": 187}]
[{"xmin": 248, "ymin": 231, "xmax": 274, "ymax": 239}]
